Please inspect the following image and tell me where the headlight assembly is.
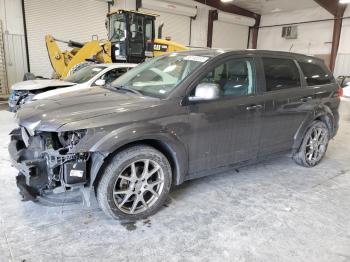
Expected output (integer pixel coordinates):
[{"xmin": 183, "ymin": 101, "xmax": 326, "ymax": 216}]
[{"xmin": 58, "ymin": 129, "xmax": 87, "ymax": 148}]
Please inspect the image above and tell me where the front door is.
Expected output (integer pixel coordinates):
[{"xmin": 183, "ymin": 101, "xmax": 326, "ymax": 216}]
[{"xmin": 186, "ymin": 57, "xmax": 264, "ymax": 174}]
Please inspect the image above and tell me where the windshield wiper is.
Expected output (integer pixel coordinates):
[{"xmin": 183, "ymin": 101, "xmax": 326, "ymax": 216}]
[{"xmin": 113, "ymin": 85, "xmax": 143, "ymax": 96}]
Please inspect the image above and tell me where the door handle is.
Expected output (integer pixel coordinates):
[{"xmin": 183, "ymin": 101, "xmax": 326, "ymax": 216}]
[
  {"xmin": 246, "ymin": 104, "xmax": 263, "ymax": 111},
  {"xmin": 300, "ymin": 96, "xmax": 313, "ymax": 102}
]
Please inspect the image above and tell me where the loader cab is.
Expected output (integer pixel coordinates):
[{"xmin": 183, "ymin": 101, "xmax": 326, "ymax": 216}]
[{"xmin": 107, "ymin": 10, "xmax": 156, "ymax": 63}]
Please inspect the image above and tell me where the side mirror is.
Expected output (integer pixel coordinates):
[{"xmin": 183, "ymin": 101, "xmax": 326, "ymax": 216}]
[
  {"xmin": 189, "ymin": 83, "xmax": 221, "ymax": 102},
  {"xmin": 95, "ymin": 79, "xmax": 106, "ymax": 86}
]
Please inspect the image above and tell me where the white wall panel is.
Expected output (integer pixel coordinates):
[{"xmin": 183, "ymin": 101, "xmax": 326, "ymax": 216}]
[
  {"xmin": 190, "ymin": 3, "xmax": 209, "ymax": 48},
  {"xmin": 142, "ymin": 0, "xmax": 197, "ymax": 17},
  {"xmin": 260, "ymin": 6, "xmax": 331, "ymax": 27},
  {"xmin": 0, "ymin": 20, "xmax": 8, "ymax": 94},
  {"xmin": 334, "ymin": 6, "xmax": 350, "ymax": 77},
  {"xmin": 258, "ymin": 7, "xmax": 333, "ymax": 55},
  {"xmin": 140, "ymin": 8, "xmax": 191, "ymax": 46},
  {"xmin": 0, "ymin": 0, "xmax": 24, "ymax": 35},
  {"xmin": 217, "ymin": 11, "xmax": 255, "ymax": 27},
  {"xmin": 24, "ymin": 0, "xmax": 108, "ymax": 78},
  {"xmin": 3, "ymin": 33, "xmax": 27, "ymax": 89},
  {"xmin": 112, "ymin": 0, "xmax": 136, "ymax": 11},
  {"xmin": 212, "ymin": 21, "xmax": 249, "ymax": 49},
  {"xmin": 0, "ymin": 0, "xmax": 26, "ymax": 90}
]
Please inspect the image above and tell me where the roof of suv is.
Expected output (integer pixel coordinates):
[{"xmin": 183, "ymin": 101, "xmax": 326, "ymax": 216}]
[{"xmin": 178, "ymin": 49, "xmax": 323, "ymax": 62}]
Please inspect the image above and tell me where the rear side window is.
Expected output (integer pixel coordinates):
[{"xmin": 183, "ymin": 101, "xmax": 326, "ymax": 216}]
[
  {"xmin": 262, "ymin": 58, "xmax": 301, "ymax": 92},
  {"xmin": 299, "ymin": 62, "xmax": 332, "ymax": 86}
]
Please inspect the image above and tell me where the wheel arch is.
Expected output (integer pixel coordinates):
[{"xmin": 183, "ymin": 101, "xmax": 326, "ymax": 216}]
[
  {"xmin": 90, "ymin": 137, "xmax": 188, "ymax": 190},
  {"xmin": 292, "ymin": 107, "xmax": 335, "ymax": 154}
]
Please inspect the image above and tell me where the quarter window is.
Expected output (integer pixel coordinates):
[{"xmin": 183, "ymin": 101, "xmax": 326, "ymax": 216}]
[
  {"xmin": 262, "ymin": 58, "xmax": 301, "ymax": 92},
  {"xmin": 299, "ymin": 62, "xmax": 332, "ymax": 86},
  {"xmin": 199, "ymin": 58, "xmax": 255, "ymax": 97}
]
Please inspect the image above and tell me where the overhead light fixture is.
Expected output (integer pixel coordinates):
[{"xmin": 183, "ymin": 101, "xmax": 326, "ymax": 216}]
[
  {"xmin": 339, "ymin": 0, "xmax": 350, "ymax": 3},
  {"xmin": 221, "ymin": 0, "xmax": 234, "ymax": 3}
]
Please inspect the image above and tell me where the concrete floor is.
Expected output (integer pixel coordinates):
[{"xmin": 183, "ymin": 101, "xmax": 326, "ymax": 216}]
[
  {"xmin": 0, "ymin": 101, "xmax": 8, "ymax": 111},
  {"xmin": 0, "ymin": 100, "xmax": 350, "ymax": 262}
]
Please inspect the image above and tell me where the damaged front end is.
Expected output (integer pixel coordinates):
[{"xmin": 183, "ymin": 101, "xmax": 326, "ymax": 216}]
[
  {"xmin": 8, "ymin": 90, "xmax": 35, "ymax": 112},
  {"xmin": 8, "ymin": 127, "xmax": 95, "ymax": 205}
]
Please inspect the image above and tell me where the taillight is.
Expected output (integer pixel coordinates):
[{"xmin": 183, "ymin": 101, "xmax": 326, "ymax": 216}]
[{"xmin": 338, "ymin": 86, "xmax": 343, "ymax": 97}]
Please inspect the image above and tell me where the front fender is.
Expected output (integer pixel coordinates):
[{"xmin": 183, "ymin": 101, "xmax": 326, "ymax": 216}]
[{"xmin": 89, "ymin": 123, "xmax": 188, "ymax": 185}]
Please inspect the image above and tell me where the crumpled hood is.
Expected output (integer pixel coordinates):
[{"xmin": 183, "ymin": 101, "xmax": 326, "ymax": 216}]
[
  {"xmin": 16, "ymin": 87, "xmax": 159, "ymax": 132},
  {"xmin": 11, "ymin": 79, "xmax": 75, "ymax": 91}
]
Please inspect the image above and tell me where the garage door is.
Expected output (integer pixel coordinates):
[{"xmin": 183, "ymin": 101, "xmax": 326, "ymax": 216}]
[
  {"xmin": 0, "ymin": 20, "xmax": 8, "ymax": 94},
  {"xmin": 212, "ymin": 11, "xmax": 255, "ymax": 50},
  {"xmin": 24, "ymin": 0, "xmax": 108, "ymax": 78},
  {"xmin": 138, "ymin": 0, "xmax": 197, "ymax": 47},
  {"xmin": 141, "ymin": 9, "xmax": 191, "ymax": 46},
  {"xmin": 212, "ymin": 22, "xmax": 249, "ymax": 49}
]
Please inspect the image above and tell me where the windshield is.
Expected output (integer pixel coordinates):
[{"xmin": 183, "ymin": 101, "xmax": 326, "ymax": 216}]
[
  {"xmin": 111, "ymin": 54, "xmax": 209, "ymax": 98},
  {"xmin": 64, "ymin": 66, "xmax": 106, "ymax": 84},
  {"xmin": 109, "ymin": 13, "xmax": 126, "ymax": 42}
]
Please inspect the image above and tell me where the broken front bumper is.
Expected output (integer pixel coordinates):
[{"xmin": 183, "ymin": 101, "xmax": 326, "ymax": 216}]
[
  {"xmin": 8, "ymin": 134, "xmax": 47, "ymax": 201},
  {"xmin": 8, "ymin": 128, "xmax": 90, "ymax": 205}
]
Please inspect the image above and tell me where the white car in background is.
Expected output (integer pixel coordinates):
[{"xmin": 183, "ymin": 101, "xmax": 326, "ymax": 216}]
[
  {"xmin": 8, "ymin": 63, "xmax": 137, "ymax": 112},
  {"xmin": 344, "ymin": 86, "xmax": 350, "ymax": 98},
  {"xmin": 338, "ymin": 76, "xmax": 350, "ymax": 97}
]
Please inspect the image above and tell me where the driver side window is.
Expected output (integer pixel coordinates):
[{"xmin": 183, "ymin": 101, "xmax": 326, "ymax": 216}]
[{"xmin": 199, "ymin": 58, "xmax": 255, "ymax": 97}]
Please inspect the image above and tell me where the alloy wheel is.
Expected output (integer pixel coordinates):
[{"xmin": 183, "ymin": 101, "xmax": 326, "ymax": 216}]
[
  {"xmin": 304, "ymin": 126, "xmax": 328, "ymax": 166},
  {"xmin": 112, "ymin": 159, "xmax": 165, "ymax": 214}
]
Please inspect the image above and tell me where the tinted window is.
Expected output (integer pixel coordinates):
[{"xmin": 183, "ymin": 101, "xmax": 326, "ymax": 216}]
[
  {"xmin": 109, "ymin": 13, "xmax": 126, "ymax": 42},
  {"xmin": 263, "ymin": 58, "xmax": 300, "ymax": 92},
  {"xmin": 145, "ymin": 19, "xmax": 153, "ymax": 41},
  {"xmin": 199, "ymin": 58, "xmax": 255, "ymax": 97},
  {"xmin": 299, "ymin": 62, "xmax": 332, "ymax": 86},
  {"xmin": 129, "ymin": 15, "xmax": 143, "ymax": 41}
]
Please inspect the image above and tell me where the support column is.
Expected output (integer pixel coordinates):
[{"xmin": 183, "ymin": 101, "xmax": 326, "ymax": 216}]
[
  {"xmin": 207, "ymin": 10, "xmax": 218, "ymax": 48},
  {"xmin": 250, "ymin": 15, "xmax": 261, "ymax": 49},
  {"xmin": 329, "ymin": 7, "xmax": 345, "ymax": 72}
]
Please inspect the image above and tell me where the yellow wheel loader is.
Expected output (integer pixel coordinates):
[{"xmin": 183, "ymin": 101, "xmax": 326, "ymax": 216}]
[{"xmin": 46, "ymin": 10, "xmax": 188, "ymax": 78}]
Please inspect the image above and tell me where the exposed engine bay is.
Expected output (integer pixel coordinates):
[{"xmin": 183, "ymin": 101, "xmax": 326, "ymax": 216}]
[{"xmin": 8, "ymin": 127, "xmax": 93, "ymax": 205}]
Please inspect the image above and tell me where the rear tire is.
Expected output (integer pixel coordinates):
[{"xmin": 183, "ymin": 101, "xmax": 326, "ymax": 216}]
[
  {"xmin": 293, "ymin": 120, "xmax": 330, "ymax": 167},
  {"xmin": 96, "ymin": 145, "xmax": 172, "ymax": 221}
]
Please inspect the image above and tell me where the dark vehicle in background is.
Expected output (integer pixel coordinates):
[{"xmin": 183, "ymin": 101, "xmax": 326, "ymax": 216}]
[{"xmin": 9, "ymin": 50, "xmax": 341, "ymax": 220}]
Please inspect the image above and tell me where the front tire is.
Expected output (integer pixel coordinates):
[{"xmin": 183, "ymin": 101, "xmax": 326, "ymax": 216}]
[
  {"xmin": 293, "ymin": 121, "xmax": 330, "ymax": 167},
  {"xmin": 97, "ymin": 145, "xmax": 172, "ymax": 221}
]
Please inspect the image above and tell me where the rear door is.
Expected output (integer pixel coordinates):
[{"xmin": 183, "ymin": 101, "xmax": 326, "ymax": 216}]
[
  {"xmin": 257, "ymin": 56, "xmax": 316, "ymax": 157},
  {"xmin": 298, "ymin": 59, "xmax": 339, "ymax": 130}
]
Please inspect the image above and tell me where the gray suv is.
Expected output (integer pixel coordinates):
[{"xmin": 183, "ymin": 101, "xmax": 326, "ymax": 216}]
[{"xmin": 9, "ymin": 50, "xmax": 340, "ymax": 220}]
